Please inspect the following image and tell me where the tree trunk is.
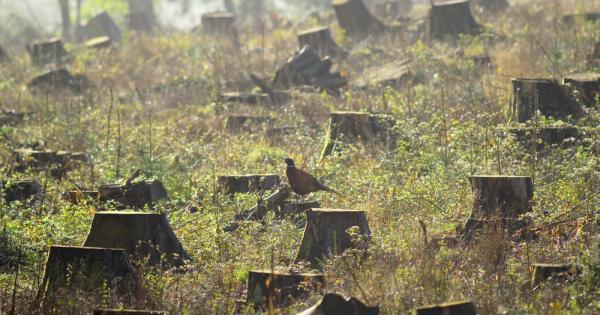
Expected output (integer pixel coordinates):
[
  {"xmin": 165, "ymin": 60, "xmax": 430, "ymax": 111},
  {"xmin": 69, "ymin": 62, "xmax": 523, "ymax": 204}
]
[
  {"xmin": 295, "ymin": 208, "xmax": 371, "ymax": 265},
  {"xmin": 563, "ymin": 73, "xmax": 600, "ymax": 107},
  {"xmin": 127, "ymin": 0, "xmax": 156, "ymax": 32},
  {"xmin": 531, "ymin": 263, "xmax": 582, "ymax": 287},
  {"xmin": 414, "ymin": 301, "xmax": 477, "ymax": 315},
  {"xmin": 298, "ymin": 293, "xmax": 379, "ymax": 315},
  {"xmin": 98, "ymin": 179, "xmax": 169, "ymax": 208},
  {"xmin": 83, "ymin": 211, "xmax": 190, "ymax": 267},
  {"xmin": 511, "ymin": 78, "xmax": 582, "ymax": 122},
  {"xmin": 332, "ymin": 0, "xmax": 386, "ymax": 38},
  {"xmin": 297, "ymin": 27, "xmax": 342, "ymax": 58},
  {"xmin": 217, "ymin": 174, "xmax": 281, "ymax": 194},
  {"xmin": 247, "ymin": 270, "xmax": 324, "ymax": 310},
  {"xmin": 429, "ymin": 0, "xmax": 480, "ymax": 41},
  {"xmin": 59, "ymin": 0, "xmax": 72, "ymax": 41},
  {"xmin": 591, "ymin": 42, "xmax": 600, "ymax": 66}
]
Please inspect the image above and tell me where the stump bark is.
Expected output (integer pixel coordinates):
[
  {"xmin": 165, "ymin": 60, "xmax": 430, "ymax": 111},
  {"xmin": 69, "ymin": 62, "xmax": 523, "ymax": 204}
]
[
  {"xmin": 413, "ymin": 301, "xmax": 477, "ymax": 315},
  {"xmin": 297, "ymin": 27, "xmax": 342, "ymax": 58},
  {"xmin": 38, "ymin": 246, "xmax": 140, "ymax": 307},
  {"xmin": 218, "ymin": 174, "xmax": 280, "ymax": 194},
  {"xmin": 563, "ymin": 73, "xmax": 600, "ymax": 107},
  {"xmin": 201, "ymin": 11, "xmax": 238, "ymax": 40},
  {"xmin": 511, "ymin": 78, "xmax": 582, "ymax": 122},
  {"xmin": 298, "ymin": 293, "xmax": 379, "ymax": 315},
  {"xmin": 2, "ymin": 180, "xmax": 42, "ymax": 203},
  {"xmin": 98, "ymin": 179, "xmax": 169, "ymax": 208},
  {"xmin": 429, "ymin": 0, "xmax": 480, "ymax": 41},
  {"xmin": 225, "ymin": 115, "xmax": 272, "ymax": 134},
  {"xmin": 531, "ymin": 263, "xmax": 582, "ymax": 287},
  {"xmin": 94, "ymin": 310, "xmax": 165, "ymax": 315},
  {"xmin": 83, "ymin": 211, "xmax": 190, "ymax": 267},
  {"xmin": 26, "ymin": 38, "xmax": 68, "ymax": 67},
  {"xmin": 332, "ymin": 0, "xmax": 386, "ymax": 38},
  {"xmin": 247, "ymin": 270, "xmax": 324, "ymax": 309},
  {"xmin": 510, "ymin": 127, "xmax": 581, "ymax": 149},
  {"xmin": 127, "ymin": 0, "xmax": 157, "ymax": 32},
  {"xmin": 78, "ymin": 12, "xmax": 122, "ymax": 43},
  {"xmin": 320, "ymin": 111, "xmax": 397, "ymax": 160},
  {"xmin": 295, "ymin": 208, "xmax": 371, "ymax": 264}
]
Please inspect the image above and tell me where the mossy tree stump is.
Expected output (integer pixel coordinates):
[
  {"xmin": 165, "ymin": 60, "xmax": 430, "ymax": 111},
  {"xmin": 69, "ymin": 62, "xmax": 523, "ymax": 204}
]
[
  {"xmin": 295, "ymin": 208, "xmax": 371, "ymax": 264},
  {"xmin": 201, "ymin": 11, "xmax": 238, "ymax": 41},
  {"xmin": 93, "ymin": 310, "xmax": 165, "ymax": 315},
  {"xmin": 320, "ymin": 111, "xmax": 397, "ymax": 160},
  {"xmin": 2, "ymin": 180, "xmax": 42, "ymax": 203},
  {"xmin": 247, "ymin": 270, "xmax": 324, "ymax": 310},
  {"xmin": 429, "ymin": 0, "xmax": 480, "ymax": 41},
  {"xmin": 218, "ymin": 174, "xmax": 280, "ymax": 194},
  {"xmin": 98, "ymin": 179, "xmax": 169, "ymax": 208},
  {"xmin": 78, "ymin": 12, "xmax": 122, "ymax": 43},
  {"xmin": 297, "ymin": 27, "xmax": 342, "ymax": 58},
  {"xmin": 531, "ymin": 263, "xmax": 582, "ymax": 287},
  {"xmin": 26, "ymin": 38, "xmax": 67, "ymax": 67},
  {"xmin": 83, "ymin": 211, "xmax": 190, "ymax": 267},
  {"xmin": 332, "ymin": 0, "xmax": 386, "ymax": 38},
  {"xmin": 510, "ymin": 126, "xmax": 581, "ymax": 149},
  {"xmin": 38, "ymin": 246, "xmax": 140, "ymax": 308},
  {"xmin": 225, "ymin": 115, "xmax": 272, "ymax": 134},
  {"xmin": 413, "ymin": 301, "xmax": 477, "ymax": 315},
  {"xmin": 127, "ymin": 0, "xmax": 157, "ymax": 32},
  {"xmin": 298, "ymin": 293, "xmax": 379, "ymax": 315},
  {"xmin": 563, "ymin": 73, "xmax": 600, "ymax": 107},
  {"xmin": 511, "ymin": 78, "xmax": 582, "ymax": 122},
  {"xmin": 463, "ymin": 176, "xmax": 533, "ymax": 241}
]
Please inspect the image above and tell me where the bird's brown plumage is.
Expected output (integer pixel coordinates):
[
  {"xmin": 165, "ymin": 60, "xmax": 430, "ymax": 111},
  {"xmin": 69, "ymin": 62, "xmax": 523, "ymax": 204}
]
[{"xmin": 285, "ymin": 158, "xmax": 338, "ymax": 196}]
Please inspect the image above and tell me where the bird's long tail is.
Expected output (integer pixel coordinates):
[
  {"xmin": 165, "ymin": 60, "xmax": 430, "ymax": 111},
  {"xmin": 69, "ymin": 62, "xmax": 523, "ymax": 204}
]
[{"xmin": 320, "ymin": 184, "xmax": 340, "ymax": 195}]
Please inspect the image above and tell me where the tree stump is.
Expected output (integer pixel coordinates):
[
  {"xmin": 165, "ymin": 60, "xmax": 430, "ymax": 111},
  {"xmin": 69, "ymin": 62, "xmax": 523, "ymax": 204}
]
[
  {"xmin": 201, "ymin": 12, "xmax": 238, "ymax": 39},
  {"xmin": 510, "ymin": 127, "xmax": 581, "ymax": 149},
  {"xmin": 94, "ymin": 310, "xmax": 165, "ymax": 315},
  {"xmin": 295, "ymin": 208, "xmax": 371, "ymax": 264},
  {"xmin": 83, "ymin": 211, "xmax": 190, "ymax": 267},
  {"xmin": 413, "ymin": 301, "xmax": 477, "ymax": 315},
  {"xmin": 462, "ymin": 176, "xmax": 533, "ymax": 240},
  {"xmin": 38, "ymin": 246, "xmax": 140, "ymax": 308},
  {"xmin": 127, "ymin": 0, "xmax": 157, "ymax": 32},
  {"xmin": 27, "ymin": 68, "xmax": 85, "ymax": 93},
  {"xmin": 86, "ymin": 36, "xmax": 112, "ymax": 49},
  {"xmin": 2, "ymin": 180, "xmax": 42, "ymax": 203},
  {"xmin": 563, "ymin": 73, "xmax": 600, "ymax": 107},
  {"xmin": 297, "ymin": 27, "xmax": 342, "ymax": 58},
  {"xmin": 531, "ymin": 263, "xmax": 582, "ymax": 287},
  {"xmin": 218, "ymin": 174, "xmax": 280, "ymax": 194},
  {"xmin": 247, "ymin": 270, "xmax": 324, "ymax": 309},
  {"xmin": 511, "ymin": 78, "xmax": 582, "ymax": 122},
  {"xmin": 429, "ymin": 0, "xmax": 480, "ymax": 41},
  {"xmin": 26, "ymin": 38, "xmax": 68, "ymax": 67},
  {"xmin": 332, "ymin": 0, "xmax": 386, "ymax": 38},
  {"xmin": 472, "ymin": 0, "xmax": 509, "ymax": 12},
  {"xmin": 353, "ymin": 60, "xmax": 412, "ymax": 89},
  {"xmin": 320, "ymin": 111, "xmax": 397, "ymax": 160},
  {"xmin": 78, "ymin": 12, "xmax": 122, "ymax": 43},
  {"xmin": 225, "ymin": 115, "xmax": 272, "ymax": 134},
  {"xmin": 298, "ymin": 293, "xmax": 379, "ymax": 315},
  {"xmin": 98, "ymin": 179, "xmax": 169, "ymax": 208}
]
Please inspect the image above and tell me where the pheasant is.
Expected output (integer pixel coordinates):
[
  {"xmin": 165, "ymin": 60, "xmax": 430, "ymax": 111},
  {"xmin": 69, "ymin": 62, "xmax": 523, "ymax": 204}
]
[{"xmin": 285, "ymin": 158, "xmax": 338, "ymax": 197}]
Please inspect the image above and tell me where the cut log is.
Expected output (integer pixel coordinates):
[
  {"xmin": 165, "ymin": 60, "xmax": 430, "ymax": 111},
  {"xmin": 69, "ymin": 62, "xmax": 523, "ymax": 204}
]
[
  {"xmin": 93, "ymin": 310, "xmax": 165, "ymax": 315},
  {"xmin": 320, "ymin": 111, "xmax": 397, "ymax": 160},
  {"xmin": 26, "ymin": 38, "xmax": 68, "ymax": 66},
  {"xmin": 297, "ymin": 27, "xmax": 342, "ymax": 58},
  {"xmin": 510, "ymin": 126, "xmax": 581, "ymax": 149},
  {"xmin": 2, "ymin": 180, "xmax": 42, "ymax": 203},
  {"xmin": 218, "ymin": 174, "xmax": 280, "ymax": 194},
  {"xmin": 225, "ymin": 186, "xmax": 291, "ymax": 232},
  {"xmin": 247, "ymin": 270, "xmax": 324, "ymax": 309},
  {"xmin": 429, "ymin": 0, "xmax": 480, "ymax": 41},
  {"xmin": 298, "ymin": 293, "xmax": 379, "ymax": 315},
  {"xmin": 78, "ymin": 12, "xmax": 122, "ymax": 43},
  {"xmin": 83, "ymin": 211, "xmax": 190, "ymax": 267},
  {"xmin": 413, "ymin": 301, "xmax": 477, "ymax": 315},
  {"xmin": 127, "ymin": 0, "xmax": 157, "ymax": 32},
  {"xmin": 225, "ymin": 115, "xmax": 272, "ymax": 134},
  {"xmin": 563, "ymin": 73, "xmax": 600, "ymax": 107},
  {"xmin": 332, "ymin": 0, "xmax": 386, "ymax": 38},
  {"xmin": 531, "ymin": 263, "xmax": 582, "ymax": 287},
  {"xmin": 511, "ymin": 78, "xmax": 582, "ymax": 122},
  {"xmin": 295, "ymin": 208, "xmax": 371, "ymax": 264},
  {"xmin": 201, "ymin": 11, "xmax": 238, "ymax": 40},
  {"xmin": 38, "ymin": 246, "xmax": 140, "ymax": 307},
  {"xmin": 472, "ymin": 0, "xmax": 509, "ymax": 12},
  {"xmin": 27, "ymin": 68, "xmax": 85, "ymax": 93},
  {"xmin": 353, "ymin": 60, "xmax": 412, "ymax": 89},
  {"xmin": 98, "ymin": 179, "xmax": 169, "ymax": 208}
]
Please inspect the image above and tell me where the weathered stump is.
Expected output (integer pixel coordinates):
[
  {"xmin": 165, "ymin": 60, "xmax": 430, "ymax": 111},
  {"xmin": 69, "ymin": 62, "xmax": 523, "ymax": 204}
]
[
  {"xmin": 218, "ymin": 174, "xmax": 280, "ymax": 194},
  {"xmin": 295, "ymin": 208, "xmax": 371, "ymax": 264},
  {"xmin": 83, "ymin": 211, "xmax": 190, "ymax": 267},
  {"xmin": 353, "ymin": 60, "xmax": 412, "ymax": 89},
  {"xmin": 63, "ymin": 189, "xmax": 99, "ymax": 204},
  {"xmin": 226, "ymin": 115, "xmax": 272, "ymax": 134},
  {"xmin": 78, "ymin": 12, "xmax": 122, "ymax": 43},
  {"xmin": 463, "ymin": 176, "xmax": 533, "ymax": 241},
  {"xmin": 563, "ymin": 73, "xmax": 600, "ymax": 107},
  {"xmin": 510, "ymin": 127, "xmax": 581, "ymax": 149},
  {"xmin": 98, "ymin": 179, "xmax": 169, "ymax": 208},
  {"xmin": 26, "ymin": 38, "xmax": 68, "ymax": 66},
  {"xmin": 247, "ymin": 270, "xmax": 324, "ymax": 309},
  {"xmin": 413, "ymin": 301, "xmax": 477, "ymax": 315},
  {"xmin": 27, "ymin": 68, "xmax": 84, "ymax": 93},
  {"xmin": 320, "ymin": 111, "xmax": 397, "ymax": 160},
  {"xmin": 332, "ymin": 0, "xmax": 386, "ymax": 38},
  {"xmin": 201, "ymin": 11, "xmax": 238, "ymax": 40},
  {"xmin": 297, "ymin": 27, "xmax": 342, "ymax": 58},
  {"xmin": 86, "ymin": 36, "xmax": 112, "ymax": 49},
  {"xmin": 127, "ymin": 0, "xmax": 157, "ymax": 32},
  {"xmin": 298, "ymin": 293, "xmax": 379, "ymax": 315},
  {"xmin": 511, "ymin": 78, "xmax": 582, "ymax": 122},
  {"xmin": 38, "ymin": 246, "xmax": 140, "ymax": 307},
  {"xmin": 94, "ymin": 310, "xmax": 165, "ymax": 315},
  {"xmin": 429, "ymin": 0, "xmax": 480, "ymax": 41},
  {"xmin": 473, "ymin": 0, "xmax": 509, "ymax": 12},
  {"xmin": 2, "ymin": 180, "xmax": 42, "ymax": 203},
  {"xmin": 531, "ymin": 263, "xmax": 582, "ymax": 287}
]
